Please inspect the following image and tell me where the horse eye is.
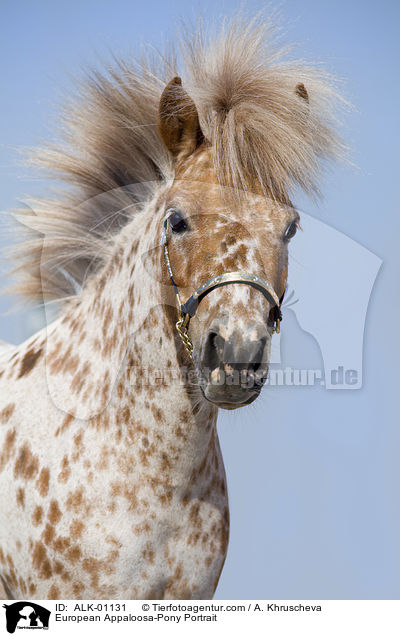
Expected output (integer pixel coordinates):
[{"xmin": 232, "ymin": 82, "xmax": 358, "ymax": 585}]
[
  {"xmin": 284, "ymin": 220, "xmax": 298, "ymax": 241},
  {"xmin": 168, "ymin": 210, "xmax": 188, "ymax": 233}
]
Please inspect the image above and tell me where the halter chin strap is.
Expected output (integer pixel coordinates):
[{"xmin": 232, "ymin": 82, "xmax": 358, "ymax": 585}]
[{"xmin": 161, "ymin": 218, "xmax": 283, "ymax": 358}]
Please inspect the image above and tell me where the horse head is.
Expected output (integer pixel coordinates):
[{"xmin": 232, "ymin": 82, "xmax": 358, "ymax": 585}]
[{"xmin": 157, "ymin": 77, "xmax": 302, "ymax": 409}]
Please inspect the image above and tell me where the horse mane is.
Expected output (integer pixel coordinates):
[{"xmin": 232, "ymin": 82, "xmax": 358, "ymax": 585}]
[{"xmin": 8, "ymin": 13, "xmax": 345, "ymax": 304}]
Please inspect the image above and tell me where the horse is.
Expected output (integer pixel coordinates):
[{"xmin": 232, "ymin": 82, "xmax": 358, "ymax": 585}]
[{"xmin": 0, "ymin": 14, "xmax": 343, "ymax": 599}]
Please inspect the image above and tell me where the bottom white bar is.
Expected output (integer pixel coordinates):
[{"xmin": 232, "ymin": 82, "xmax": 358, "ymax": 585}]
[{"xmin": 1, "ymin": 600, "xmax": 397, "ymax": 635}]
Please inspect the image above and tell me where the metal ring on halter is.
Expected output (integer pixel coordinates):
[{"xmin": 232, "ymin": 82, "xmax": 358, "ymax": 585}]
[{"xmin": 162, "ymin": 218, "xmax": 283, "ymax": 357}]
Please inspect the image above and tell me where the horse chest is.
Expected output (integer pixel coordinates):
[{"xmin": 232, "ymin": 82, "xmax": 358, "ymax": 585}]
[
  {"xmin": 0, "ymin": 418, "xmax": 228, "ymax": 599},
  {"xmin": 108, "ymin": 491, "xmax": 229, "ymax": 599}
]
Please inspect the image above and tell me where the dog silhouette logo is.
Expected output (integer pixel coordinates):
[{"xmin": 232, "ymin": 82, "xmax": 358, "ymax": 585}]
[{"xmin": 2, "ymin": 602, "xmax": 50, "ymax": 633}]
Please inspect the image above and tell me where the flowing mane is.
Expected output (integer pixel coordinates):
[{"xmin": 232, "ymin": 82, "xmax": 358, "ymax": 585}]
[{"xmin": 9, "ymin": 14, "xmax": 344, "ymax": 304}]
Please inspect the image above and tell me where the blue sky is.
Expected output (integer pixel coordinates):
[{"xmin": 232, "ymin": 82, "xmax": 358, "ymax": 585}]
[{"xmin": 1, "ymin": 0, "xmax": 399, "ymax": 598}]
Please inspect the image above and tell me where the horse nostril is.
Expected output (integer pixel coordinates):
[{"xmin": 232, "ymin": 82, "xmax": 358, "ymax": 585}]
[
  {"xmin": 203, "ymin": 330, "xmax": 221, "ymax": 371},
  {"xmin": 248, "ymin": 337, "xmax": 267, "ymax": 373},
  {"xmin": 209, "ymin": 332, "xmax": 217, "ymax": 349}
]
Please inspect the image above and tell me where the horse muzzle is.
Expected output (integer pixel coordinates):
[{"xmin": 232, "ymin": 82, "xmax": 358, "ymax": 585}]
[{"xmin": 198, "ymin": 321, "xmax": 270, "ymax": 409}]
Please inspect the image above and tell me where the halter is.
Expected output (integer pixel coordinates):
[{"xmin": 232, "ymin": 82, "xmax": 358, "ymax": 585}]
[{"xmin": 161, "ymin": 218, "xmax": 283, "ymax": 358}]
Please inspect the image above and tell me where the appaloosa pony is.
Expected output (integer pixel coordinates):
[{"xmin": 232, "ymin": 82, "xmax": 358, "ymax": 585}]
[{"xmin": 0, "ymin": 16, "xmax": 342, "ymax": 599}]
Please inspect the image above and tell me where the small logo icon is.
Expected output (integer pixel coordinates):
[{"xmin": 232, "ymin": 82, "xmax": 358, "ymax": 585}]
[{"xmin": 2, "ymin": 602, "xmax": 51, "ymax": 633}]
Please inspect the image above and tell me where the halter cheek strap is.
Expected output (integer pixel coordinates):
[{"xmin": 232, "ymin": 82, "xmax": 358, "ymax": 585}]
[{"xmin": 161, "ymin": 218, "xmax": 283, "ymax": 358}]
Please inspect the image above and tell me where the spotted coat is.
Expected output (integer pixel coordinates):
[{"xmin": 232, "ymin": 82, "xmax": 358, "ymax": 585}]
[{"xmin": 0, "ymin": 63, "xmax": 304, "ymax": 598}]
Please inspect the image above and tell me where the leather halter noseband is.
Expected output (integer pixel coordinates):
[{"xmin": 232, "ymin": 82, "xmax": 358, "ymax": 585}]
[{"xmin": 161, "ymin": 217, "xmax": 283, "ymax": 358}]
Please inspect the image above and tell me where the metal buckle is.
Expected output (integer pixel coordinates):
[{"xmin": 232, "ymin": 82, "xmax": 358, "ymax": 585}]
[{"xmin": 273, "ymin": 318, "xmax": 280, "ymax": 335}]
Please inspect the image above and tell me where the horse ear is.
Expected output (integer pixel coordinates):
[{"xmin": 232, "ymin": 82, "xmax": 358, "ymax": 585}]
[
  {"xmin": 158, "ymin": 77, "xmax": 204, "ymax": 160},
  {"xmin": 295, "ymin": 82, "xmax": 309, "ymax": 103}
]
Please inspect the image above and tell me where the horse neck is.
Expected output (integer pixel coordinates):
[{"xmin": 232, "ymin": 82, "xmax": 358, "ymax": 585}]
[{"xmin": 45, "ymin": 196, "xmax": 219, "ymax": 480}]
